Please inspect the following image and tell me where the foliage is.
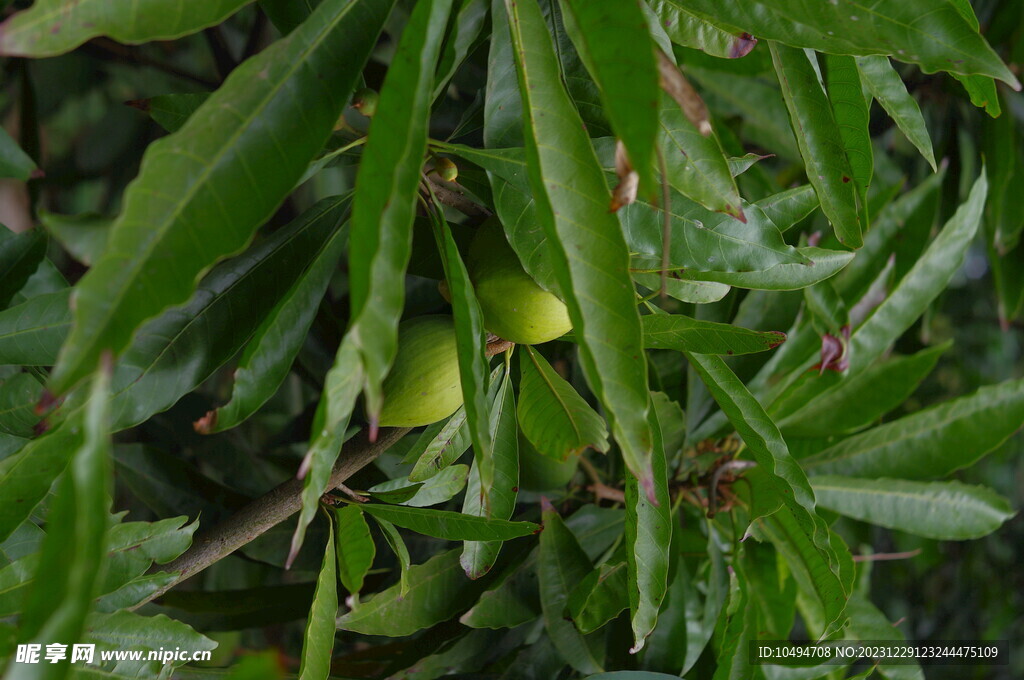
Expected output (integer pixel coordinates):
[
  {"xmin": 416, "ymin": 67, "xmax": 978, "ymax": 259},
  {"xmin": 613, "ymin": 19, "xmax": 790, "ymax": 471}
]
[{"xmin": 0, "ymin": 0, "xmax": 1021, "ymax": 678}]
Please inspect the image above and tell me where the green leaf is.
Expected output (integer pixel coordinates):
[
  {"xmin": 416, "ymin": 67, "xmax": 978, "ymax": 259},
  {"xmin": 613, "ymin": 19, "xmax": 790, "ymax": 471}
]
[
  {"xmin": 38, "ymin": 212, "xmax": 110, "ymax": 268},
  {"xmin": 0, "ymin": 227, "xmax": 46, "ymax": 309},
  {"xmin": 298, "ymin": 523, "xmax": 338, "ymax": 680},
  {"xmin": 769, "ymin": 171, "xmax": 987, "ymax": 419},
  {"xmin": 198, "ymin": 198, "xmax": 351, "ymax": 433},
  {"xmin": 810, "ymin": 477, "xmax": 1015, "ymax": 540},
  {"xmin": 844, "ymin": 594, "xmax": 923, "ymax": 680},
  {"xmin": 372, "ymin": 464, "xmax": 469, "ymax": 507},
  {"xmin": 855, "ymin": 56, "xmax": 937, "ymax": 171},
  {"xmin": 770, "ymin": 42, "xmax": 862, "ymax": 248},
  {"xmin": 657, "ymin": 93, "xmax": 744, "ymax": 219},
  {"xmin": 102, "ymin": 196, "xmax": 351, "ymax": 432},
  {"xmin": 685, "ymin": 353, "xmax": 848, "ymax": 636},
  {"xmin": 0, "ymin": 418, "xmax": 81, "ymax": 545},
  {"xmin": 14, "ymin": 367, "xmax": 110, "ymax": 680},
  {"xmin": 84, "ymin": 610, "xmax": 215, "ymax": 675},
  {"xmin": 648, "ymin": 0, "xmax": 757, "ymax": 59},
  {"xmin": 0, "ymin": 290, "xmax": 69, "ymax": 366},
  {"xmin": 642, "ymin": 313, "xmax": 785, "ymax": 356},
  {"xmin": 408, "ymin": 406, "xmax": 472, "ymax": 482},
  {"xmin": 144, "ymin": 93, "xmax": 210, "ymax": 133},
  {"xmin": 427, "ymin": 195, "xmax": 493, "ymax": 504},
  {"xmin": 584, "ymin": 674, "xmax": 682, "ymax": 680},
  {"xmin": 568, "ymin": 562, "xmax": 629, "ymax": 634},
  {"xmin": 503, "ymin": 0, "xmax": 654, "ymax": 495},
  {"xmin": 651, "ymin": 247, "xmax": 854, "ymax": 292},
  {"xmin": 0, "ymin": 0, "xmax": 253, "ymax": 56},
  {"xmin": 710, "ymin": 563, "xmax": 755, "ymax": 679},
  {"xmin": 333, "ymin": 505, "xmax": 375, "ymax": 598},
  {"xmin": 462, "ymin": 362, "xmax": 519, "ymax": 579},
  {"xmin": 624, "ymin": 405, "xmax": 671, "ymax": 653},
  {"xmin": 679, "ymin": 0, "xmax": 1019, "ymax": 87},
  {"xmin": 620, "ymin": 196, "xmax": 808, "ymax": 274},
  {"xmin": 834, "ymin": 170, "xmax": 944, "ymax": 304},
  {"xmin": 633, "ymin": 270, "xmax": 730, "ymax": 304},
  {"xmin": 779, "ymin": 342, "xmax": 948, "ymax": 437},
  {"xmin": 0, "ymin": 126, "xmax": 37, "ymax": 180},
  {"xmin": 824, "ymin": 54, "xmax": 873, "ymax": 208},
  {"xmin": 433, "ymin": 0, "xmax": 489, "ymax": 100},
  {"xmin": 518, "ymin": 346, "xmax": 609, "ymax": 460},
  {"xmin": 358, "ymin": 504, "xmax": 539, "ymax": 542},
  {"xmin": 750, "ymin": 505, "xmax": 849, "ymax": 640},
  {"xmin": 946, "ymin": 0, "xmax": 1001, "ymax": 118},
  {"xmin": 0, "ymin": 372, "xmax": 43, "ymax": 438},
  {"xmin": 559, "ymin": 0, "xmax": 660, "ymax": 191},
  {"xmin": 686, "ymin": 65, "xmax": 799, "ymax": 162},
  {"xmin": 48, "ymin": 0, "xmax": 390, "ymax": 394},
  {"xmin": 293, "ymin": 0, "xmax": 453, "ymax": 567},
  {"xmin": 538, "ymin": 502, "xmax": 603, "ymax": 674},
  {"xmin": 844, "ymin": 173, "xmax": 986, "ymax": 373},
  {"xmin": 336, "ymin": 549, "xmax": 490, "ymax": 636},
  {"xmin": 802, "ymin": 377, "xmax": 1024, "ymax": 479},
  {"xmin": 372, "ymin": 517, "xmax": 411, "ymax": 598},
  {"xmin": 754, "ymin": 185, "xmax": 820, "ymax": 232},
  {"xmin": 364, "ymin": 483, "xmax": 424, "ymax": 505},
  {"xmin": 344, "ymin": 0, "xmax": 454, "ymax": 423}
]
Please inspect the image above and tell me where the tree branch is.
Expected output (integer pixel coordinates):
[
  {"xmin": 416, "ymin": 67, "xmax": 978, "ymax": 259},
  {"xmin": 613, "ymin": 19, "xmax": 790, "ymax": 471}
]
[
  {"xmin": 423, "ymin": 174, "xmax": 492, "ymax": 221},
  {"xmin": 136, "ymin": 426, "xmax": 410, "ymax": 608}
]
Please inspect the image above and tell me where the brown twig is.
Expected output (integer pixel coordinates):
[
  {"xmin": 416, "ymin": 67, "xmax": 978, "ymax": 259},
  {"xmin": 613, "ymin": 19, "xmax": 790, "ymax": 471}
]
[
  {"xmin": 852, "ymin": 549, "xmax": 922, "ymax": 562},
  {"xmin": 423, "ymin": 174, "xmax": 492, "ymax": 221},
  {"xmin": 135, "ymin": 426, "xmax": 410, "ymax": 609}
]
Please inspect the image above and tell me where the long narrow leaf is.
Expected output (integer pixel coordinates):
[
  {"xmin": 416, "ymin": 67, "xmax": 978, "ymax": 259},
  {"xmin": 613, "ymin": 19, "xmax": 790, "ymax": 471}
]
[
  {"xmin": 0, "ymin": 0, "xmax": 254, "ymax": 57},
  {"xmin": 624, "ymin": 404, "xmax": 670, "ymax": 653},
  {"xmin": 358, "ymin": 504, "xmax": 538, "ymax": 542},
  {"xmin": 427, "ymin": 194, "xmax": 493, "ymax": 507},
  {"xmin": 298, "ymin": 521, "xmax": 338, "ymax": 680},
  {"xmin": 811, "ymin": 477, "xmax": 1014, "ymax": 540},
  {"xmin": 502, "ymin": 0, "xmax": 655, "ymax": 496},
  {"xmin": 292, "ymin": 0, "xmax": 454, "ymax": 567},
  {"xmin": 49, "ymin": 0, "xmax": 391, "ymax": 394},
  {"xmin": 770, "ymin": 42, "xmax": 862, "ymax": 248},
  {"xmin": 685, "ymin": 352, "xmax": 848, "ymax": 636},
  {"xmin": 559, "ymin": 0, "xmax": 659, "ymax": 191},
  {"xmin": 679, "ymin": 0, "xmax": 1019, "ymax": 87},
  {"xmin": 855, "ymin": 56, "xmax": 937, "ymax": 171}
]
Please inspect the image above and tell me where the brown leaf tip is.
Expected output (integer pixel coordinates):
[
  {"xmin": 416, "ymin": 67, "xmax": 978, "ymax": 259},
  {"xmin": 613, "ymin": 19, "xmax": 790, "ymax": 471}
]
[
  {"xmin": 193, "ymin": 410, "xmax": 217, "ymax": 435},
  {"xmin": 730, "ymin": 33, "xmax": 758, "ymax": 59}
]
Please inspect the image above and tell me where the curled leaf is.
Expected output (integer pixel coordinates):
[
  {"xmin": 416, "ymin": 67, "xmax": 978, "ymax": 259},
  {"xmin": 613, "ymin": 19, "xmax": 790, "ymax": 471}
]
[{"xmin": 656, "ymin": 49, "xmax": 710, "ymax": 136}]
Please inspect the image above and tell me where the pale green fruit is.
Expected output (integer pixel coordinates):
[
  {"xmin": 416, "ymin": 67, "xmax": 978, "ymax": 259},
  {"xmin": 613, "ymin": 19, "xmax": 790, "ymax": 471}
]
[
  {"xmin": 518, "ymin": 433, "xmax": 578, "ymax": 491},
  {"xmin": 467, "ymin": 220, "xmax": 572, "ymax": 345},
  {"xmin": 377, "ymin": 316, "xmax": 463, "ymax": 427}
]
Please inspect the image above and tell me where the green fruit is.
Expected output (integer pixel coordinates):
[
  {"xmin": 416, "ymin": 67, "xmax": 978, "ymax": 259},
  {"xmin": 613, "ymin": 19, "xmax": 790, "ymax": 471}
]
[
  {"xmin": 435, "ymin": 157, "xmax": 459, "ymax": 182},
  {"xmin": 377, "ymin": 316, "xmax": 463, "ymax": 427},
  {"xmin": 467, "ymin": 220, "xmax": 572, "ymax": 345},
  {"xmin": 518, "ymin": 434, "xmax": 578, "ymax": 491},
  {"xmin": 352, "ymin": 87, "xmax": 379, "ymax": 117}
]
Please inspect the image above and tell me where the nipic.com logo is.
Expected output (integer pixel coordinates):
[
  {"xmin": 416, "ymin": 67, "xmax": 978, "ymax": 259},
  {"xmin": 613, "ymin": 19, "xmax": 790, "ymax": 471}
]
[{"xmin": 14, "ymin": 643, "xmax": 213, "ymax": 666}]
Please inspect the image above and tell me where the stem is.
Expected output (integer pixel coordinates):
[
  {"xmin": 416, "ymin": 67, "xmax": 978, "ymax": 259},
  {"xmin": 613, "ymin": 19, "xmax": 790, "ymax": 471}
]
[{"xmin": 136, "ymin": 426, "xmax": 410, "ymax": 608}]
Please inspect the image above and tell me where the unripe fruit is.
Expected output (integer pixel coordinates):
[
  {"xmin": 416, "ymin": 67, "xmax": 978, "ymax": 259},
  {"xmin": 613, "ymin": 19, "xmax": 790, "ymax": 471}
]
[
  {"xmin": 434, "ymin": 157, "xmax": 459, "ymax": 182},
  {"xmin": 518, "ymin": 434, "xmax": 578, "ymax": 491},
  {"xmin": 377, "ymin": 316, "xmax": 463, "ymax": 427},
  {"xmin": 352, "ymin": 87, "xmax": 379, "ymax": 117},
  {"xmin": 467, "ymin": 220, "xmax": 572, "ymax": 345}
]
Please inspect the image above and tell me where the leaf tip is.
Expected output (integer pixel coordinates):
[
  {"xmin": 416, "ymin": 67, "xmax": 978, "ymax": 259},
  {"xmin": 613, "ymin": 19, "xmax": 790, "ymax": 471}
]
[{"xmin": 729, "ymin": 33, "xmax": 757, "ymax": 59}]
